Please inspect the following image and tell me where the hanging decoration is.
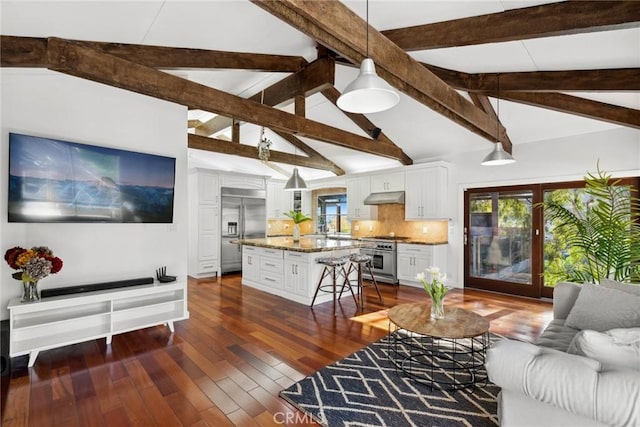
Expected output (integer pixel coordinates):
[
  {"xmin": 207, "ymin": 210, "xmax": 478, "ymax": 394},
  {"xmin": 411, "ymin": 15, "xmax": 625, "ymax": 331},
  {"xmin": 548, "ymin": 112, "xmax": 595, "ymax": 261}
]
[{"xmin": 256, "ymin": 90, "xmax": 272, "ymax": 162}]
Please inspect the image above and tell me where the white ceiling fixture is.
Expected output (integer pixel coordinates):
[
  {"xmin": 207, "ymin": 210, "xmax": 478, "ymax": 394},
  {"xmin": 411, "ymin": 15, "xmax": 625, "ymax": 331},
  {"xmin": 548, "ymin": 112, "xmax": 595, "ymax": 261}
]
[
  {"xmin": 336, "ymin": 0, "xmax": 400, "ymax": 114},
  {"xmin": 482, "ymin": 73, "xmax": 516, "ymax": 166},
  {"xmin": 284, "ymin": 145, "xmax": 308, "ymax": 191}
]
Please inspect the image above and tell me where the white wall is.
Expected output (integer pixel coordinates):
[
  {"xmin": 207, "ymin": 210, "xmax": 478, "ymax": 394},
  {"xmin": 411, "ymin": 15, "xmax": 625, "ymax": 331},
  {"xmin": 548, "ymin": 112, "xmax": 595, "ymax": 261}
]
[
  {"xmin": 440, "ymin": 127, "xmax": 640, "ymax": 287},
  {"xmin": 0, "ymin": 69, "xmax": 188, "ymax": 319}
]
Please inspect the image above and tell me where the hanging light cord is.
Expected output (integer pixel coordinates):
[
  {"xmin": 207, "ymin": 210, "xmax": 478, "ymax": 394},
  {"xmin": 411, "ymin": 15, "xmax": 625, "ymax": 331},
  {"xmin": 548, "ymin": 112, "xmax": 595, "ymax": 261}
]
[
  {"xmin": 366, "ymin": 0, "xmax": 369, "ymax": 57},
  {"xmin": 260, "ymin": 90, "xmax": 265, "ymax": 140},
  {"xmin": 496, "ymin": 73, "xmax": 500, "ymax": 144}
]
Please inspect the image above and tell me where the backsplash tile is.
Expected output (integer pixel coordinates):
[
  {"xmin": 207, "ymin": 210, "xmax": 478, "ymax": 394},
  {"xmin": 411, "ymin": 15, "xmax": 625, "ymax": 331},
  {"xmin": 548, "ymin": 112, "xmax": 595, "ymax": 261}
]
[{"xmin": 350, "ymin": 204, "xmax": 448, "ymax": 242}]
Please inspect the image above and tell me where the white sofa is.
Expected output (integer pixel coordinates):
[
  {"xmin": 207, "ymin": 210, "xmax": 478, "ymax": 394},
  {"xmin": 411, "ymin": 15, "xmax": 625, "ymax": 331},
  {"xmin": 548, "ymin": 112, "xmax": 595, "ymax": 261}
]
[{"xmin": 486, "ymin": 281, "xmax": 640, "ymax": 427}]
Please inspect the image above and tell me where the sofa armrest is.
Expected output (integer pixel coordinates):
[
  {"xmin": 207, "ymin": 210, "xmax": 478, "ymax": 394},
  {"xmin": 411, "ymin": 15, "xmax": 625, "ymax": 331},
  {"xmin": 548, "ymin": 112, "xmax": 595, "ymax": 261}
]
[
  {"xmin": 486, "ymin": 339, "xmax": 640, "ymax": 427},
  {"xmin": 553, "ymin": 281, "xmax": 582, "ymax": 320}
]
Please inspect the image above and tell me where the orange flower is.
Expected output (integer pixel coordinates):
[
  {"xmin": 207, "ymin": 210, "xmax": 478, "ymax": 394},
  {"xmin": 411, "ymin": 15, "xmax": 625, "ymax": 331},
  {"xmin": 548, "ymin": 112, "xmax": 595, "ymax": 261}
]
[{"xmin": 15, "ymin": 250, "xmax": 36, "ymax": 268}]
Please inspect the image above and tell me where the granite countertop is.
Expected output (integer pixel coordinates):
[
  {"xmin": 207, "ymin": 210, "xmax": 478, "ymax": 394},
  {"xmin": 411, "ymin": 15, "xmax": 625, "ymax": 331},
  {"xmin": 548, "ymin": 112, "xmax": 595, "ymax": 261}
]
[
  {"xmin": 399, "ymin": 240, "xmax": 448, "ymax": 245},
  {"xmin": 239, "ymin": 236, "xmax": 368, "ymax": 253}
]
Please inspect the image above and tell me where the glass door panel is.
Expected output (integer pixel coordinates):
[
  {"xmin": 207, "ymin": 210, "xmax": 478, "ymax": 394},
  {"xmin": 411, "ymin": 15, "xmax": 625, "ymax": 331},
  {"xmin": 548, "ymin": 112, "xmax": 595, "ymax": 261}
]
[{"xmin": 465, "ymin": 187, "xmax": 539, "ymax": 297}]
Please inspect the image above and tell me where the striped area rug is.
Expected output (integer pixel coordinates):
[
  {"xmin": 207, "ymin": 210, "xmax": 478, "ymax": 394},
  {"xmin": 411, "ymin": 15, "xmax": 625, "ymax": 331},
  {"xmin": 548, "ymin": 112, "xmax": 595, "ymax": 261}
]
[{"xmin": 280, "ymin": 333, "xmax": 501, "ymax": 427}]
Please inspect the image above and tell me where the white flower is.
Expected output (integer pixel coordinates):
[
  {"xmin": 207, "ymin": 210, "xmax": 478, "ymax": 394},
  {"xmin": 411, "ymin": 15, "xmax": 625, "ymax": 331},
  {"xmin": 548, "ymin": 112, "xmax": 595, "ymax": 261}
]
[{"xmin": 415, "ymin": 272, "xmax": 425, "ymax": 281}]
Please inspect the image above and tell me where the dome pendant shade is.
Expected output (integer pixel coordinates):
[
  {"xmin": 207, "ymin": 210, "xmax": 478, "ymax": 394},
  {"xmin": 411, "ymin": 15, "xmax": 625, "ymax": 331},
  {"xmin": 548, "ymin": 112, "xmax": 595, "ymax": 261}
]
[
  {"xmin": 337, "ymin": 58, "xmax": 400, "ymax": 114},
  {"xmin": 481, "ymin": 143, "xmax": 516, "ymax": 166},
  {"xmin": 284, "ymin": 167, "xmax": 307, "ymax": 191}
]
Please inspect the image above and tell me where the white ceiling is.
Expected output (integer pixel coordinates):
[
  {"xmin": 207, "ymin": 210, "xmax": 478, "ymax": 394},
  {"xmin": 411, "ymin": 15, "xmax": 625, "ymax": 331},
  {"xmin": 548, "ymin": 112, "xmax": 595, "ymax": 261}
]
[{"xmin": 1, "ymin": 0, "xmax": 638, "ymax": 180}]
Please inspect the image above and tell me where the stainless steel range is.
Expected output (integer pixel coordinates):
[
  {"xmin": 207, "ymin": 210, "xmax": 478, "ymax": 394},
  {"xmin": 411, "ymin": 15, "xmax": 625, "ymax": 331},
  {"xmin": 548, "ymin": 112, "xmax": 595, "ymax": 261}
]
[{"xmin": 359, "ymin": 236, "xmax": 409, "ymax": 284}]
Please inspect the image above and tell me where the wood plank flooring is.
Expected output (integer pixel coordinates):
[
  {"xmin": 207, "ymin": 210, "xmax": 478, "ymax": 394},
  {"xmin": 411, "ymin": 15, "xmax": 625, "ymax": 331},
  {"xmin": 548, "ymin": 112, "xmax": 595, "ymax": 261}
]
[{"xmin": 1, "ymin": 275, "xmax": 552, "ymax": 426}]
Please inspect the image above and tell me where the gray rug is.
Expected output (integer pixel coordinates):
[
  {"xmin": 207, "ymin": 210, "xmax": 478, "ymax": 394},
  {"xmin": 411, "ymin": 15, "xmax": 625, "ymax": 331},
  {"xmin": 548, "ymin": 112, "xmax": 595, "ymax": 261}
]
[{"xmin": 280, "ymin": 333, "xmax": 500, "ymax": 426}]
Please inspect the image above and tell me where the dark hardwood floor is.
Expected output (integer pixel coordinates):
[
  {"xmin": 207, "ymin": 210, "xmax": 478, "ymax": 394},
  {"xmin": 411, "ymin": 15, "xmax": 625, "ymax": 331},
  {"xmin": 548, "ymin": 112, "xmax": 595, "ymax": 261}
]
[{"xmin": 1, "ymin": 274, "xmax": 552, "ymax": 426}]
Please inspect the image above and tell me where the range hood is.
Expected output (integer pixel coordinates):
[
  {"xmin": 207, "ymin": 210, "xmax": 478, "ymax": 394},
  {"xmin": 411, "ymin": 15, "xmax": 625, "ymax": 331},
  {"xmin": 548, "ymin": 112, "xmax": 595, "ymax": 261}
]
[{"xmin": 363, "ymin": 191, "xmax": 405, "ymax": 205}]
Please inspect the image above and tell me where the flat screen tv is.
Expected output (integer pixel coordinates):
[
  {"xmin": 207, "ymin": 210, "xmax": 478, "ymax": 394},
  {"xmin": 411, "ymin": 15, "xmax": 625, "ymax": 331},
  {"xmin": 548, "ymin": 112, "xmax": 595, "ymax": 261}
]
[{"xmin": 8, "ymin": 133, "xmax": 176, "ymax": 223}]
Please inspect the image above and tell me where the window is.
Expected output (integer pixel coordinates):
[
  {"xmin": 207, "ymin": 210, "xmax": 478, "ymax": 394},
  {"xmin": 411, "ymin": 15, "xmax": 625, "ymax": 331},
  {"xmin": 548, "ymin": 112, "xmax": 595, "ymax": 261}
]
[{"xmin": 316, "ymin": 194, "xmax": 350, "ymax": 234}]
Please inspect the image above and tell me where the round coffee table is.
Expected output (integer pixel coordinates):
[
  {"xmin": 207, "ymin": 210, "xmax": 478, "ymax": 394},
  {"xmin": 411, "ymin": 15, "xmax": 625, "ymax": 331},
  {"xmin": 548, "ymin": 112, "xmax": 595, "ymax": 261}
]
[{"xmin": 387, "ymin": 302, "xmax": 490, "ymax": 390}]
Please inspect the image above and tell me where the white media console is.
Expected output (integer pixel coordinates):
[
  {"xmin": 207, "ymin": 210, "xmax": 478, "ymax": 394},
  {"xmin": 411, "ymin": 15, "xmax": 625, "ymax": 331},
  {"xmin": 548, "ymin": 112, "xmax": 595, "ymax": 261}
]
[{"xmin": 7, "ymin": 280, "xmax": 188, "ymax": 367}]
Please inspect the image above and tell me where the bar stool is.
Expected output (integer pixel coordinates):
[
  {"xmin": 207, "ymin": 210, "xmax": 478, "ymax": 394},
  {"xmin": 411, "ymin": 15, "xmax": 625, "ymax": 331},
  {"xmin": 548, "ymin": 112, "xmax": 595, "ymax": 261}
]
[
  {"xmin": 311, "ymin": 256, "xmax": 358, "ymax": 309},
  {"xmin": 341, "ymin": 253, "xmax": 383, "ymax": 309}
]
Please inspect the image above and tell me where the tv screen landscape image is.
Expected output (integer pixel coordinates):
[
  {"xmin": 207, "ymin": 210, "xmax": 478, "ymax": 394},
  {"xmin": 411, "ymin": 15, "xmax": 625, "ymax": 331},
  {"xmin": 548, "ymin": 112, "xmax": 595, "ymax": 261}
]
[{"xmin": 8, "ymin": 133, "xmax": 176, "ymax": 223}]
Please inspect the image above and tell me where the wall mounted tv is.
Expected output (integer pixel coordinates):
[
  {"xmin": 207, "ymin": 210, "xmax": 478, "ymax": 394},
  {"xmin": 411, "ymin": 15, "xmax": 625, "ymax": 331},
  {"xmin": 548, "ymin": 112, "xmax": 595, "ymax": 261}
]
[{"xmin": 8, "ymin": 133, "xmax": 176, "ymax": 223}]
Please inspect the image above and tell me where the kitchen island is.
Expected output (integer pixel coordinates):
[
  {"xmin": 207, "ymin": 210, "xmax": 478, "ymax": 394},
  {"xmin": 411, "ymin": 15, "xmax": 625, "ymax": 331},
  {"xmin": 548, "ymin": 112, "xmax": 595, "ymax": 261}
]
[{"xmin": 239, "ymin": 237, "xmax": 367, "ymax": 305}]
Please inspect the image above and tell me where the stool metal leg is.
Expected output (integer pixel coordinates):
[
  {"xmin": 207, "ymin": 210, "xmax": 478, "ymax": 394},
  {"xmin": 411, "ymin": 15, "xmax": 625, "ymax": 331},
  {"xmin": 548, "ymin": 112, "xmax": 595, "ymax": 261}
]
[
  {"xmin": 311, "ymin": 266, "xmax": 330, "ymax": 307},
  {"xmin": 365, "ymin": 262, "xmax": 383, "ymax": 302},
  {"xmin": 339, "ymin": 262, "xmax": 359, "ymax": 308}
]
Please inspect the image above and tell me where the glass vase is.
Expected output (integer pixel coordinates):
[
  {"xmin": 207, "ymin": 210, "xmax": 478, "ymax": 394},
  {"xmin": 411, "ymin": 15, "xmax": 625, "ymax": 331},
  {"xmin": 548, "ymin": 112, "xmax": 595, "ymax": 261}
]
[
  {"xmin": 430, "ymin": 296, "xmax": 445, "ymax": 320},
  {"xmin": 21, "ymin": 280, "xmax": 40, "ymax": 303}
]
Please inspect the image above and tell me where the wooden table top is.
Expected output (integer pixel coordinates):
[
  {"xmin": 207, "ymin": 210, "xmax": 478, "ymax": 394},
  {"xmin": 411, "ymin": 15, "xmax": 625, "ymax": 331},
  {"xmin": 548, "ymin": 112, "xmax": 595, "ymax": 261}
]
[{"xmin": 387, "ymin": 302, "xmax": 490, "ymax": 339}]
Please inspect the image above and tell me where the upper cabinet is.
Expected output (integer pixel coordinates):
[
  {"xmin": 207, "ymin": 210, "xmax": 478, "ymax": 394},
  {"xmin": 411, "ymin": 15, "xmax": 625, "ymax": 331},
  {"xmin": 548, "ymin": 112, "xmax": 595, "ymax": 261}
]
[
  {"xmin": 267, "ymin": 181, "xmax": 293, "ymax": 219},
  {"xmin": 198, "ymin": 172, "xmax": 220, "ymax": 205},
  {"xmin": 405, "ymin": 165, "xmax": 448, "ymax": 220},
  {"xmin": 346, "ymin": 176, "xmax": 378, "ymax": 220},
  {"xmin": 370, "ymin": 171, "xmax": 405, "ymax": 193}
]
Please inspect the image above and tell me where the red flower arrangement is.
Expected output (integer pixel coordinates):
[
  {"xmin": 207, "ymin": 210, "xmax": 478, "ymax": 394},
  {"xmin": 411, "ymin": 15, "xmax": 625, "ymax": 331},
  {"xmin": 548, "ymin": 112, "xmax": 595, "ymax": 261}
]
[{"xmin": 4, "ymin": 246, "xmax": 63, "ymax": 282}]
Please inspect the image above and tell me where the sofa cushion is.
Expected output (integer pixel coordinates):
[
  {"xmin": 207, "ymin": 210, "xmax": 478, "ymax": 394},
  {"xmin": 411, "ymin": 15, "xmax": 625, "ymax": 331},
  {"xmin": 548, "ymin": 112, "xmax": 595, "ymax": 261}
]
[
  {"xmin": 568, "ymin": 328, "xmax": 640, "ymax": 371},
  {"xmin": 535, "ymin": 319, "xmax": 580, "ymax": 352},
  {"xmin": 565, "ymin": 283, "xmax": 640, "ymax": 331},
  {"xmin": 600, "ymin": 278, "xmax": 640, "ymax": 296}
]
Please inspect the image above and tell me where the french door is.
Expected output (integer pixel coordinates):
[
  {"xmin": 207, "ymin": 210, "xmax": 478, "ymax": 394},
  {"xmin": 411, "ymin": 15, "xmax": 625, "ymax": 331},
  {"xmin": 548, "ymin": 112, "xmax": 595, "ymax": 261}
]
[
  {"xmin": 464, "ymin": 178, "xmax": 639, "ymax": 298},
  {"xmin": 464, "ymin": 185, "xmax": 542, "ymax": 297}
]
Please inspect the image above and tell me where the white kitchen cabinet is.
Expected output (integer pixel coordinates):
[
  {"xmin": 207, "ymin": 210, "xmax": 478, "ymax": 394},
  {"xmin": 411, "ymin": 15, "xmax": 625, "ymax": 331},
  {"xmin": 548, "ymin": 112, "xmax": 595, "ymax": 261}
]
[
  {"xmin": 397, "ymin": 243, "xmax": 447, "ymax": 288},
  {"xmin": 346, "ymin": 176, "xmax": 377, "ymax": 220},
  {"xmin": 242, "ymin": 246, "xmax": 260, "ymax": 282},
  {"xmin": 370, "ymin": 171, "xmax": 405, "ymax": 193},
  {"xmin": 267, "ymin": 181, "xmax": 293, "ymax": 219},
  {"xmin": 8, "ymin": 281, "xmax": 188, "ymax": 367},
  {"xmin": 405, "ymin": 166, "xmax": 448, "ymax": 220},
  {"xmin": 189, "ymin": 169, "xmax": 220, "ymax": 278},
  {"xmin": 284, "ymin": 251, "xmax": 310, "ymax": 297},
  {"xmin": 242, "ymin": 246, "xmax": 357, "ymax": 305}
]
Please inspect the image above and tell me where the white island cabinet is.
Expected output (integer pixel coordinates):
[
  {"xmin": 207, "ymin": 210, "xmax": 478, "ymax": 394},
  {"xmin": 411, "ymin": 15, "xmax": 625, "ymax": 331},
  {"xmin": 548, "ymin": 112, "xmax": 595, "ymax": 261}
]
[
  {"xmin": 240, "ymin": 237, "xmax": 363, "ymax": 305},
  {"xmin": 8, "ymin": 280, "xmax": 188, "ymax": 367}
]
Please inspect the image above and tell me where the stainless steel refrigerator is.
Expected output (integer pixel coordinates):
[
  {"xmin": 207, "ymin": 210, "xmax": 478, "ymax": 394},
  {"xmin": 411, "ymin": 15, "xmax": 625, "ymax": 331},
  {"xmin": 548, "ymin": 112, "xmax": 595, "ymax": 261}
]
[{"xmin": 220, "ymin": 187, "xmax": 267, "ymax": 274}]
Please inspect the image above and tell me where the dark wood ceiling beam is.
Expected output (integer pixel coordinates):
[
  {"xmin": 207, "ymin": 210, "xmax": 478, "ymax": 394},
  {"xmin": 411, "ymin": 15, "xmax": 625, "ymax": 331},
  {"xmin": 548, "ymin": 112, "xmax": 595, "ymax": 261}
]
[
  {"xmin": 247, "ymin": 56, "xmax": 334, "ymax": 105},
  {"xmin": 253, "ymin": 0, "xmax": 503, "ymax": 143},
  {"xmin": 469, "ymin": 69, "xmax": 640, "ymax": 92},
  {"xmin": 46, "ymin": 37, "xmax": 408, "ymax": 162},
  {"xmin": 0, "ymin": 35, "xmax": 306, "ymax": 71},
  {"xmin": 0, "ymin": 36, "xmax": 48, "ymax": 67},
  {"xmin": 499, "ymin": 92, "xmax": 640, "ymax": 129},
  {"xmin": 188, "ymin": 134, "xmax": 340, "ymax": 172},
  {"xmin": 383, "ymin": 1, "xmax": 640, "ymax": 51},
  {"xmin": 425, "ymin": 64, "xmax": 640, "ymax": 92},
  {"xmin": 469, "ymin": 93, "xmax": 513, "ymax": 153},
  {"xmin": 195, "ymin": 56, "xmax": 335, "ymax": 136},
  {"xmin": 273, "ymin": 131, "xmax": 345, "ymax": 175},
  {"xmin": 320, "ymin": 86, "xmax": 413, "ymax": 165}
]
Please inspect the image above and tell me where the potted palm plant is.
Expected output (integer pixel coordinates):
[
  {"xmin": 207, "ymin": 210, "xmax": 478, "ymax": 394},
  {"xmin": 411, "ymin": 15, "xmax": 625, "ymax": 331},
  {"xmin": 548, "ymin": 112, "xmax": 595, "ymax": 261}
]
[
  {"xmin": 543, "ymin": 165, "xmax": 640, "ymax": 284},
  {"xmin": 284, "ymin": 210, "xmax": 312, "ymax": 242}
]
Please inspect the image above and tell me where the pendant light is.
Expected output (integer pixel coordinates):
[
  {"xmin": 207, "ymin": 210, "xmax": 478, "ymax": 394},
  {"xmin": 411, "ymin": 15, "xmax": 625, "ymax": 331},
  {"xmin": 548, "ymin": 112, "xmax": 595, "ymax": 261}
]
[
  {"xmin": 284, "ymin": 148, "xmax": 307, "ymax": 191},
  {"xmin": 481, "ymin": 73, "xmax": 515, "ymax": 166},
  {"xmin": 336, "ymin": 0, "xmax": 399, "ymax": 114}
]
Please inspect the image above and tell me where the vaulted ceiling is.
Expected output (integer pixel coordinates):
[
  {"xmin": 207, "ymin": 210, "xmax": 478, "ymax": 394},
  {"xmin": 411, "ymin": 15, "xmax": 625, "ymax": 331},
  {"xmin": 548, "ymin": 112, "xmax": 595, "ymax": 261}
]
[{"xmin": 1, "ymin": 0, "xmax": 638, "ymax": 180}]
